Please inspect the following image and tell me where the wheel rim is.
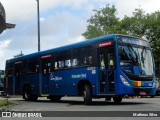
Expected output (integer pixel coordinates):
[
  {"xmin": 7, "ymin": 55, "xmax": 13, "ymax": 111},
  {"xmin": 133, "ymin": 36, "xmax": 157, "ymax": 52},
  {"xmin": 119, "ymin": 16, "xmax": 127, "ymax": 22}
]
[
  {"xmin": 24, "ymin": 87, "xmax": 29, "ymax": 99},
  {"xmin": 83, "ymin": 90, "xmax": 86, "ymax": 99}
]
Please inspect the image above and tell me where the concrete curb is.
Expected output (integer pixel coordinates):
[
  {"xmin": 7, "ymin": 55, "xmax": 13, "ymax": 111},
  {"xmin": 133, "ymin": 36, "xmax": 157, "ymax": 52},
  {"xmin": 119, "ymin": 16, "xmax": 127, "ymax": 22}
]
[
  {"xmin": 1, "ymin": 95, "xmax": 21, "ymax": 98},
  {"xmin": 0, "ymin": 97, "xmax": 8, "ymax": 101}
]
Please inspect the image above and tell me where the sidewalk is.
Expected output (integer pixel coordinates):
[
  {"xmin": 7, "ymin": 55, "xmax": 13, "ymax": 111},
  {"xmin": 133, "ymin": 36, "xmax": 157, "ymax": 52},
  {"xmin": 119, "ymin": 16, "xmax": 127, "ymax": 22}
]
[
  {"xmin": 0, "ymin": 95, "xmax": 21, "ymax": 98},
  {"xmin": 0, "ymin": 96, "xmax": 8, "ymax": 101}
]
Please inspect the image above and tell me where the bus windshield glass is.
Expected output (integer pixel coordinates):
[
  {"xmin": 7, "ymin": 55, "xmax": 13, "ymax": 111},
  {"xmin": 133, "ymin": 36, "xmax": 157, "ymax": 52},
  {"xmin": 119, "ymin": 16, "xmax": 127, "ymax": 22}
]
[{"xmin": 117, "ymin": 36, "xmax": 154, "ymax": 76}]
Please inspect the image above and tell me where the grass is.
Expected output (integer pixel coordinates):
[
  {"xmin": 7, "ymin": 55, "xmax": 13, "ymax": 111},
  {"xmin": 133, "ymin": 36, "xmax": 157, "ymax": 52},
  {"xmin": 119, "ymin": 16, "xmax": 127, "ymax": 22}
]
[{"xmin": 0, "ymin": 99, "xmax": 12, "ymax": 107}]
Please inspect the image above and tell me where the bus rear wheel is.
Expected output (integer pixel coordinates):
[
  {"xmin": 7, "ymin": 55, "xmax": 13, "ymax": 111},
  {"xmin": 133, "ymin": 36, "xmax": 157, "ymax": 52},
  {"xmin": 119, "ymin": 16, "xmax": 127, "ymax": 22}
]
[
  {"xmin": 23, "ymin": 85, "xmax": 31, "ymax": 101},
  {"xmin": 113, "ymin": 96, "xmax": 122, "ymax": 104},
  {"xmin": 83, "ymin": 85, "xmax": 92, "ymax": 105},
  {"xmin": 23, "ymin": 85, "xmax": 38, "ymax": 101}
]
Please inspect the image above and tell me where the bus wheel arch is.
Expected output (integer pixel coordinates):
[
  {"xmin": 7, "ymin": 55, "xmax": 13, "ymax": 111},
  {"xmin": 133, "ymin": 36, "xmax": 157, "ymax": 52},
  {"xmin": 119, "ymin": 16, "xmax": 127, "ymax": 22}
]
[{"xmin": 77, "ymin": 80, "xmax": 92, "ymax": 105}]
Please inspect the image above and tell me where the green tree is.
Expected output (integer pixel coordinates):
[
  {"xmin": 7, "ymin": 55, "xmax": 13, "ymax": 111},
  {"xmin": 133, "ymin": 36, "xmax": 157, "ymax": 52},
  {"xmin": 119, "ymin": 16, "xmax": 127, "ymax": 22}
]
[
  {"xmin": 120, "ymin": 8, "xmax": 147, "ymax": 37},
  {"xmin": 145, "ymin": 11, "xmax": 160, "ymax": 77},
  {"xmin": 82, "ymin": 4, "xmax": 120, "ymax": 39}
]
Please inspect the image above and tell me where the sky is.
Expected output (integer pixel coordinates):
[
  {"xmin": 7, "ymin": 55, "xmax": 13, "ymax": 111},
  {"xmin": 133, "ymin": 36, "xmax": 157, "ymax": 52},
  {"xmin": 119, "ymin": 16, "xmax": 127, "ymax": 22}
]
[{"xmin": 0, "ymin": 0, "xmax": 160, "ymax": 70}]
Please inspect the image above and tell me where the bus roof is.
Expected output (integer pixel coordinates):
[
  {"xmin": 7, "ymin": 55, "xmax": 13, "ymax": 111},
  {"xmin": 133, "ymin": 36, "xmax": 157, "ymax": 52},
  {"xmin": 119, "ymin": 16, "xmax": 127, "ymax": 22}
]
[
  {"xmin": 7, "ymin": 34, "xmax": 117, "ymax": 62},
  {"xmin": 6, "ymin": 34, "xmax": 147, "ymax": 63}
]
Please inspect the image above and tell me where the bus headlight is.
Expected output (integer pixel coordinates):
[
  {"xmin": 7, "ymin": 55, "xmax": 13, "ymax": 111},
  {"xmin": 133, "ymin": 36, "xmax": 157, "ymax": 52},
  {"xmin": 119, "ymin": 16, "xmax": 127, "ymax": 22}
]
[{"xmin": 120, "ymin": 75, "xmax": 130, "ymax": 86}]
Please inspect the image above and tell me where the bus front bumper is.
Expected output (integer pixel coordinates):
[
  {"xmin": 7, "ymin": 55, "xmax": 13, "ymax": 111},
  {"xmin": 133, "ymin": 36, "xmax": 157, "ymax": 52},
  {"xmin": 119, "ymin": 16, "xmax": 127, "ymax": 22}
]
[{"xmin": 116, "ymin": 83, "xmax": 156, "ymax": 96}]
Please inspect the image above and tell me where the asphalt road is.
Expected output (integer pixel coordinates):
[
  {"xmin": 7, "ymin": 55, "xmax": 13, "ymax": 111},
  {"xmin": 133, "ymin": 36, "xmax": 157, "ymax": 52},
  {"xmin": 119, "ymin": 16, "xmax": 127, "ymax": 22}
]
[{"xmin": 1, "ymin": 96, "xmax": 160, "ymax": 120}]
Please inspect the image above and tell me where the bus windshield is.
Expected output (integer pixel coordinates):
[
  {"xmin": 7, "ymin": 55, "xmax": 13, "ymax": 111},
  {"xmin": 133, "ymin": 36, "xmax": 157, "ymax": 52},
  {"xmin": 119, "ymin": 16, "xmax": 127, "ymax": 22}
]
[{"xmin": 117, "ymin": 36, "xmax": 154, "ymax": 76}]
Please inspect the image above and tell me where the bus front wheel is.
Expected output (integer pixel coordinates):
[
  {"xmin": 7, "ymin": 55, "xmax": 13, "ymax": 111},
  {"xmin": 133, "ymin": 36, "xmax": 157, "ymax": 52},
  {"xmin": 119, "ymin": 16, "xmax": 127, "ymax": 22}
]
[
  {"xmin": 113, "ymin": 96, "xmax": 122, "ymax": 104},
  {"xmin": 83, "ymin": 85, "xmax": 92, "ymax": 105}
]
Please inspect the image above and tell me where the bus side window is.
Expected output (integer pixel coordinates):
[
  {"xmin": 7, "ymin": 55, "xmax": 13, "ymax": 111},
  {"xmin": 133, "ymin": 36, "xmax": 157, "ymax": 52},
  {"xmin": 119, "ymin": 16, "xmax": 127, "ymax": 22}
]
[
  {"xmin": 22, "ymin": 60, "xmax": 26, "ymax": 73},
  {"xmin": 54, "ymin": 62, "xmax": 58, "ymax": 70},
  {"xmin": 72, "ymin": 48, "xmax": 80, "ymax": 67},
  {"xmin": 88, "ymin": 56, "xmax": 92, "ymax": 65},
  {"xmin": 65, "ymin": 60, "xmax": 71, "ymax": 68},
  {"xmin": 25, "ymin": 57, "xmax": 39, "ymax": 73},
  {"xmin": 14, "ymin": 62, "xmax": 22, "ymax": 76},
  {"xmin": 54, "ymin": 54, "xmax": 59, "ymax": 70},
  {"xmin": 36, "ymin": 65, "xmax": 39, "ymax": 72},
  {"xmin": 72, "ymin": 58, "xmax": 79, "ymax": 66},
  {"xmin": 43, "ymin": 63, "xmax": 47, "ymax": 74},
  {"xmin": 81, "ymin": 46, "xmax": 92, "ymax": 66},
  {"xmin": 42, "ymin": 60, "xmax": 51, "ymax": 74},
  {"xmin": 54, "ymin": 52, "xmax": 64, "ymax": 70},
  {"xmin": 48, "ymin": 63, "xmax": 51, "ymax": 73},
  {"xmin": 64, "ymin": 50, "xmax": 71, "ymax": 68},
  {"xmin": 59, "ymin": 61, "xmax": 64, "ymax": 69},
  {"xmin": 5, "ymin": 69, "xmax": 13, "ymax": 76}
]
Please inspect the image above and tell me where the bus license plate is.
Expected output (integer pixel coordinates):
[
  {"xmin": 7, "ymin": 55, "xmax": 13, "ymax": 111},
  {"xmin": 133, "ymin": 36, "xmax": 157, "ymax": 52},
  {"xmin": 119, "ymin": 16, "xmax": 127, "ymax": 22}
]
[{"xmin": 140, "ymin": 91, "xmax": 146, "ymax": 95}]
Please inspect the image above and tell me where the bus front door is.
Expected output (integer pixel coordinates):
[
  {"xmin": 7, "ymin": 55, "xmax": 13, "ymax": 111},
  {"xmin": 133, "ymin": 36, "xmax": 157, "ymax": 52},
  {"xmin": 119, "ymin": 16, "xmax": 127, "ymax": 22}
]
[
  {"xmin": 98, "ymin": 46, "xmax": 115, "ymax": 94},
  {"xmin": 40, "ymin": 56, "xmax": 51, "ymax": 96}
]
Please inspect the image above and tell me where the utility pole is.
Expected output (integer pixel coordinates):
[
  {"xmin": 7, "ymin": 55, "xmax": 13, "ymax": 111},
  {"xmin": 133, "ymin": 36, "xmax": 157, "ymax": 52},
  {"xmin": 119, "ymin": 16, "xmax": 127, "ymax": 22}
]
[{"xmin": 36, "ymin": 0, "xmax": 40, "ymax": 52}]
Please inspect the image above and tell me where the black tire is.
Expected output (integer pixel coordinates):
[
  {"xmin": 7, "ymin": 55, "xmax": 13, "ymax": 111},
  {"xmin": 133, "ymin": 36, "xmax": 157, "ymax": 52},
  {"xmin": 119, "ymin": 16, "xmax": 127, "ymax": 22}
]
[
  {"xmin": 113, "ymin": 96, "xmax": 122, "ymax": 104},
  {"xmin": 23, "ymin": 85, "xmax": 38, "ymax": 101},
  {"xmin": 105, "ymin": 97, "xmax": 111, "ymax": 101},
  {"xmin": 31, "ymin": 95, "xmax": 38, "ymax": 101},
  {"xmin": 50, "ymin": 96, "xmax": 62, "ymax": 102},
  {"xmin": 23, "ymin": 85, "xmax": 31, "ymax": 101},
  {"xmin": 150, "ymin": 95, "xmax": 155, "ymax": 98},
  {"xmin": 83, "ymin": 85, "xmax": 92, "ymax": 105}
]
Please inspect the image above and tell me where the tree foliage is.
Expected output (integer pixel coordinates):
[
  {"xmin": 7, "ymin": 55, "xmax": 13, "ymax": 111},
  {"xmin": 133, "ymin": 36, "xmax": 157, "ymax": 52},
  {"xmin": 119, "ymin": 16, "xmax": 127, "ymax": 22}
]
[
  {"xmin": 82, "ymin": 4, "xmax": 119, "ymax": 39},
  {"xmin": 82, "ymin": 5, "xmax": 160, "ymax": 77}
]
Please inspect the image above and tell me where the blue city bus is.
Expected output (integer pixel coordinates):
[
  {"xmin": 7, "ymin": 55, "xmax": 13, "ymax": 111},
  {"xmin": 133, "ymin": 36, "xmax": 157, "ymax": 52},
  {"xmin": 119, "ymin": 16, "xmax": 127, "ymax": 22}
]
[{"xmin": 4, "ymin": 34, "xmax": 156, "ymax": 104}]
